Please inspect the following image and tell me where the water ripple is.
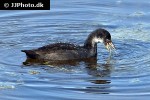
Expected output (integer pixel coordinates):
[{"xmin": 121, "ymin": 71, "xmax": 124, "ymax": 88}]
[{"xmin": 0, "ymin": 0, "xmax": 150, "ymax": 99}]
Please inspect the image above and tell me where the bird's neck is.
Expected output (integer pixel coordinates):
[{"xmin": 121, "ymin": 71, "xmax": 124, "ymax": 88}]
[
  {"xmin": 84, "ymin": 33, "xmax": 97, "ymax": 48},
  {"xmin": 84, "ymin": 33, "xmax": 98, "ymax": 57}
]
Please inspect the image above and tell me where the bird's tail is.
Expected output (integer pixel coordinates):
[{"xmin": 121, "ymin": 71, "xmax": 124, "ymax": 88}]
[{"xmin": 21, "ymin": 50, "xmax": 39, "ymax": 59}]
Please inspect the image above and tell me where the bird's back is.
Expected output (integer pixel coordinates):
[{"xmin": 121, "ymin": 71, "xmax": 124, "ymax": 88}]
[{"xmin": 22, "ymin": 43, "xmax": 89, "ymax": 60}]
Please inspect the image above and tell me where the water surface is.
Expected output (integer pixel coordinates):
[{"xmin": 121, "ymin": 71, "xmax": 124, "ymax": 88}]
[{"xmin": 0, "ymin": 0, "xmax": 150, "ymax": 100}]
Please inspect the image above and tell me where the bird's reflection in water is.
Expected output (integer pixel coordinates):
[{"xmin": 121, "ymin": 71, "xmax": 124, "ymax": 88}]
[
  {"xmin": 23, "ymin": 57, "xmax": 112, "ymax": 94},
  {"xmin": 23, "ymin": 57, "xmax": 98, "ymax": 66},
  {"xmin": 85, "ymin": 59, "xmax": 112, "ymax": 94}
]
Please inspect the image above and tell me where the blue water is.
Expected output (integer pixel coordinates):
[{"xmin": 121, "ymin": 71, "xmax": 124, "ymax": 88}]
[{"xmin": 0, "ymin": 0, "xmax": 150, "ymax": 100}]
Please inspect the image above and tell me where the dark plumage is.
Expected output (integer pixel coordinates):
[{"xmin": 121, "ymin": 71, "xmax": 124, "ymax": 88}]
[{"xmin": 22, "ymin": 28, "xmax": 115, "ymax": 61}]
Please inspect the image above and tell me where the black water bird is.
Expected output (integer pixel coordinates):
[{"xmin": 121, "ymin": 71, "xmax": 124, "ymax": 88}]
[{"xmin": 22, "ymin": 28, "xmax": 115, "ymax": 61}]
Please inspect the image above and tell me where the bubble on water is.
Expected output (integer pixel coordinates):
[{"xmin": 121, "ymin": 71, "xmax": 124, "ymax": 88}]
[
  {"xmin": 29, "ymin": 70, "xmax": 40, "ymax": 75},
  {"xmin": 4, "ymin": 72, "xmax": 17, "ymax": 76},
  {"xmin": 129, "ymin": 11, "xmax": 145, "ymax": 17},
  {"xmin": 0, "ymin": 82, "xmax": 15, "ymax": 90},
  {"xmin": 130, "ymin": 78, "xmax": 141, "ymax": 84},
  {"xmin": 116, "ymin": 0, "xmax": 122, "ymax": 4}
]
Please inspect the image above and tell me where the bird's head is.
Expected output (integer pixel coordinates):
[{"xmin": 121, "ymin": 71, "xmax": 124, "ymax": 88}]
[{"xmin": 93, "ymin": 28, "xmax": 115, "ymax": 52}]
